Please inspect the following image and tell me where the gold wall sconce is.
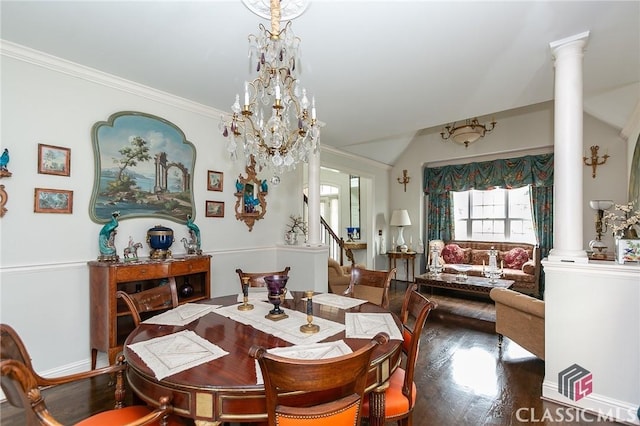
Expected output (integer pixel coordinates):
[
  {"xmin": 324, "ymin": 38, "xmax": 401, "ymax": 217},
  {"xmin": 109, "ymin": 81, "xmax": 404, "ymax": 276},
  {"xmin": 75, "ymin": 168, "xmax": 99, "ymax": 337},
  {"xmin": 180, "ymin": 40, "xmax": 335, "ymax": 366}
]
[
  {"xmin": 583, "ymin": 145, "xmax": 609, "ymax": 178},
  {"xmin": 397, "ymin": 170, "xmax": 410, "ymax": 192}
]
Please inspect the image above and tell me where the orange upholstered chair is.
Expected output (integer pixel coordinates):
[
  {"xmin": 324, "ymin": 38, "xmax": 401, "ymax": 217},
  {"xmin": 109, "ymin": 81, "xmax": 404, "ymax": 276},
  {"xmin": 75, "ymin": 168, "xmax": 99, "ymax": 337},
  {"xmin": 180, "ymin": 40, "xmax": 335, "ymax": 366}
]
[
  {"xmin": 249, "ymin": 332, "xmax": 390, "ymax": 426},
  {"xmin": 361, "ymin": 284, "xmax": 436, "ymax": 426},
  {"xmin": 0, "ymin": 324, "xmax": 181, "ymax": 426}
]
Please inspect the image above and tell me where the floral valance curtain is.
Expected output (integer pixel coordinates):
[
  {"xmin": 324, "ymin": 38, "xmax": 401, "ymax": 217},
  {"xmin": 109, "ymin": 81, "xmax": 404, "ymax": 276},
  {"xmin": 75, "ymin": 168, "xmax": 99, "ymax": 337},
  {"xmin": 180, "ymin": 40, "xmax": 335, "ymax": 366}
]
[{"xmin": 423, "ymin": 153, "xmax": 554, "ymax": 195}]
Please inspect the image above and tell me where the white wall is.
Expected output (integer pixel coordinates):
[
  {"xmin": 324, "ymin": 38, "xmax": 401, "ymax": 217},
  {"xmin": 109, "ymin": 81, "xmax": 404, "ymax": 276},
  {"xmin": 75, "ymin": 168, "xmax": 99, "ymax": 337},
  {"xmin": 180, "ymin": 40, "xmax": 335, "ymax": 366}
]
[
  {"xmin": 581, "ymin": 113, "xmax": 631, "ymax": 252},
  {"xmin": 0, "ymin": 43, "xmax": 325, "ymax": 373}
]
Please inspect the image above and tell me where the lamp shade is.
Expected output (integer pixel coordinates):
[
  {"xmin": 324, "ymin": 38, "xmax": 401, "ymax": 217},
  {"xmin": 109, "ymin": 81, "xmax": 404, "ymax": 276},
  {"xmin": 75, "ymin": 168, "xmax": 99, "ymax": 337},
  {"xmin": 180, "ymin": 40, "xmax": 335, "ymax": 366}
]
[
  {"xmin": 589, "ymin": 200, "xmax": 614, "ymax": 211},
  {"xmin": 390, "ymin": 209, "xmax": 411, "ymax": 227}
]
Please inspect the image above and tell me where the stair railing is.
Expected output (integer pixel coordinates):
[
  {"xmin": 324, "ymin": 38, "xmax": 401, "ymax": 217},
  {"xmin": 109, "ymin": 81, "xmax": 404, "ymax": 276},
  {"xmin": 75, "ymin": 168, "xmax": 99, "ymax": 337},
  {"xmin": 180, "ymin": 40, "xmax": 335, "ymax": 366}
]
[{"xmin": 304, "ymin": 195, "xmax": 354, "ymax": 266}]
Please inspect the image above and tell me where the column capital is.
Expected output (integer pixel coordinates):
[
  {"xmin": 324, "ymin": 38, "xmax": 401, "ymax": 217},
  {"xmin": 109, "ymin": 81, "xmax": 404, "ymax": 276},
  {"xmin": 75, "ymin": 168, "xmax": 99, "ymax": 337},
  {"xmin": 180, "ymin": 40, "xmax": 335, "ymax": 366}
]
[{"xmin": 549, "ymin": 31, "xmax": 590, "ymax": 56}]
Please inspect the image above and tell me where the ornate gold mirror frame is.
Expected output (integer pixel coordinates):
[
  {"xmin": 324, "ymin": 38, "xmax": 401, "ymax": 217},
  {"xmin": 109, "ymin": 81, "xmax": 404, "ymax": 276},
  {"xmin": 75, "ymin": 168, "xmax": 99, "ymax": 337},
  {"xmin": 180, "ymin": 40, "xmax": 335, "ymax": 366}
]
[
  {"xmin": 234, "ymin": 155, "xmax": 267, "ymax": 231},
  {"xmin": 0, "ymin": 184, "xmax": 7, "ymax": 217}
]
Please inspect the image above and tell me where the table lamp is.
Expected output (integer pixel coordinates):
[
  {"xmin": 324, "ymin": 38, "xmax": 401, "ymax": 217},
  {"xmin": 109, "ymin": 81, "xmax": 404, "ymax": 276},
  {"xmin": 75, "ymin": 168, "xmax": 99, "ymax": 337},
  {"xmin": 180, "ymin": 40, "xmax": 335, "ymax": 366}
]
[
  {"xmin": 588, "ymin": 199, "xmax": 614, "ymax": 254},
  {"xmin": 390, "ymin": 209, "xmax": 411, "ymax": 252}
]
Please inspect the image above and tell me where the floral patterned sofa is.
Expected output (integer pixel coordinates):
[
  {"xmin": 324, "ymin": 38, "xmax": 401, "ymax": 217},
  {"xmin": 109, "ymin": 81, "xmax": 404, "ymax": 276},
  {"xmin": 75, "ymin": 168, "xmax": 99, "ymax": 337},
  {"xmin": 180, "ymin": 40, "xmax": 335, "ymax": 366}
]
[{"xmin": 438, "ymin": 240, "xmax": 540, "ymax": 297}]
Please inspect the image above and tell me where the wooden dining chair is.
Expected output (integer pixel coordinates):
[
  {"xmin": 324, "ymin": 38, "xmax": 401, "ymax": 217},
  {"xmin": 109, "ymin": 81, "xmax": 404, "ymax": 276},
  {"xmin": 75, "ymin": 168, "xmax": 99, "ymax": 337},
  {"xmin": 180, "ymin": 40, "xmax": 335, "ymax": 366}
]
[
  {"xmin": 345, "ymin": 266, "xmax": 396, "ymax": 309},
  {"xmin": 116, "ymin": 277, "xmax": 179, "ymax": 326},
  {"xmin": 235, "ymin": 266, "xmax": 291, "ymax": 288},
  {"xmin": 0, "ymin": 324, "xmax": 180, "ymax": 426},
  {"xmin": 249, "ymin": 332, "xmax": 390, "ymax": 426},
  {"xmin": 361, "ymin": 284, "xmax": 437, "ymax": 426}
]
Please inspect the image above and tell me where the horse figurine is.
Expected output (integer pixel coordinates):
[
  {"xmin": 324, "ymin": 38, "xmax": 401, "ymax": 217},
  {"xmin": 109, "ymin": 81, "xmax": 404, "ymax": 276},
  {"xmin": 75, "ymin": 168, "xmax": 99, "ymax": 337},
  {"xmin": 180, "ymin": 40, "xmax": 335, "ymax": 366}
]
[{"xmin": 123, "ymin": 237, "xmax": 142, "ymax": 261}]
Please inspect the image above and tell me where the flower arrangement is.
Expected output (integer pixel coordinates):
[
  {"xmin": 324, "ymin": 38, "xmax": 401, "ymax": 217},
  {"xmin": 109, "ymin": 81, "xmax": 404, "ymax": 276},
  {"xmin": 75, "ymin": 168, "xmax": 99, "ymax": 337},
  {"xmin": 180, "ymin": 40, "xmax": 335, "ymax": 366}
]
[
  {"xmin": 602, "ymin": 201, "xmax": 640, "ymax": 238},
  {"xmin": 286, "ymin": 215, "xmax": 308, "ymax": 235}
]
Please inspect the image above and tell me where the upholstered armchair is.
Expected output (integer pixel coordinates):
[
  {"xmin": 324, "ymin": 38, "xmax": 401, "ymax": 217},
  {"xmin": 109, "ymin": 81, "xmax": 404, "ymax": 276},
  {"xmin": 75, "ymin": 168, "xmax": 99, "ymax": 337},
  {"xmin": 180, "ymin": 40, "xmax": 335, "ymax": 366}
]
[
  {"xmin": 490, "ymin": 287, "xmax": 545, "ymax": 360},
  {"xmin": 328, "ymin": 258, "xmax": 353, "ymax": 295}
]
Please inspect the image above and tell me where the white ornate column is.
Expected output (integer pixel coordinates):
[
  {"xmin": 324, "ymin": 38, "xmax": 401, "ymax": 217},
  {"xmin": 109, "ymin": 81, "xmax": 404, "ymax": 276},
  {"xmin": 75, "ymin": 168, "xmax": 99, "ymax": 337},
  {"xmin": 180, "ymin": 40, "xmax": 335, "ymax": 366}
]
[
  {"xmin": 547, "ymin": 31, "xmax": 590, "ymax": 264},
  {"xmin": 307, "ymin": 148, "xmax": 321, "ymax": 245}
]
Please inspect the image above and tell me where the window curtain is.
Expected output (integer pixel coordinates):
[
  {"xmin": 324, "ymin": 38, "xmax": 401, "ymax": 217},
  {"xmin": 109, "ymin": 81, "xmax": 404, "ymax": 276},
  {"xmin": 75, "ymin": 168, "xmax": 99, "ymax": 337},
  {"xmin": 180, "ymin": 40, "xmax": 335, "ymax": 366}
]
[{"xmin": 423, "ymin": 153, "xmax": 554, "ymax": 293}]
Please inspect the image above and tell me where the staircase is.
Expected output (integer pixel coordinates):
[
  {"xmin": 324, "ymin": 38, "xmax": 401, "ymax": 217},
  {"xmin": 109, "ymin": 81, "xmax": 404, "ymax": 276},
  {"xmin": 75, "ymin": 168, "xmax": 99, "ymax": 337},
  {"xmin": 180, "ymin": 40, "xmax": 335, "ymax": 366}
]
[{"xmin": 305, "ymin": 195, "xmax": 354, "ymax": 266}]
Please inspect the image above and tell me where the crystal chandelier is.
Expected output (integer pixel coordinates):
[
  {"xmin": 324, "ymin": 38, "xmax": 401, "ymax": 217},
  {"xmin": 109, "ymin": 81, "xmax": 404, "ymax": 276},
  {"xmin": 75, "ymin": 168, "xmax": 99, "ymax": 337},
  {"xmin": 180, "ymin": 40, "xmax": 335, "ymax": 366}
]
[
  {"xmin": 440, "ymin": 117, "xmax": 496, "ymax": 148},
  {"xmin": 220, "ymin": 0, "xmax": 320, "ymax": 185}
]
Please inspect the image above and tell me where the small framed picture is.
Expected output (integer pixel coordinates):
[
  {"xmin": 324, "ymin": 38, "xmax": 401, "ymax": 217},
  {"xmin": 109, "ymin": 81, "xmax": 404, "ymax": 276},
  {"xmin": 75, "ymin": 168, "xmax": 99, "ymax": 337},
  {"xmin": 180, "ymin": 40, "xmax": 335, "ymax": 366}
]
[
  {"xmin": 617, "ymin": 239, "xmax": 640, "ymax": 263},
  {"xmin": 205, "ymin": 201, "xmax": 224, "ymax": 218},
  {"xmin": 38, "ymin": 144, "xmax": 71, "ymax": 176},
  {"xmin": 34, "ymin": 188, "xmax": 73, "ymax": 214},
  {"xmin": 207, "ymin": 170, "xmax": 223, "ymax": 191}
]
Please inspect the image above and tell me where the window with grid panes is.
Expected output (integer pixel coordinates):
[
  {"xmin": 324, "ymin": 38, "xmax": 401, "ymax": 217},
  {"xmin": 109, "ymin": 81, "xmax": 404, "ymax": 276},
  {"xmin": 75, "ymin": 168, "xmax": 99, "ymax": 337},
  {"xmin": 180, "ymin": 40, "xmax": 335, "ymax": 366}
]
[{"xmin": 452, "ymin": 185, "xmax": 536, "ymax": 243}]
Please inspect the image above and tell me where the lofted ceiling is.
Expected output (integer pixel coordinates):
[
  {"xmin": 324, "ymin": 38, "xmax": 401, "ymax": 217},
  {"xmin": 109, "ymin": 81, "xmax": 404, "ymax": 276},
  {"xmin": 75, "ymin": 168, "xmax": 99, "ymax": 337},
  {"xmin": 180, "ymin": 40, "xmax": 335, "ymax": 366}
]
[{"xmin": 1, "ymin": 1, "xmax": 638, "ymax": 165}]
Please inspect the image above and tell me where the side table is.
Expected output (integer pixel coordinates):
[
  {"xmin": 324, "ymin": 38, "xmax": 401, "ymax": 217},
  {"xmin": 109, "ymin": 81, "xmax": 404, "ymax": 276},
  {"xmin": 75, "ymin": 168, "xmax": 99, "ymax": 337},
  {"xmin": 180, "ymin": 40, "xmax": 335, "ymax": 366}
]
[{"xmin": 387, "ymin": 251, "xmax": 417, "ymax": 282}]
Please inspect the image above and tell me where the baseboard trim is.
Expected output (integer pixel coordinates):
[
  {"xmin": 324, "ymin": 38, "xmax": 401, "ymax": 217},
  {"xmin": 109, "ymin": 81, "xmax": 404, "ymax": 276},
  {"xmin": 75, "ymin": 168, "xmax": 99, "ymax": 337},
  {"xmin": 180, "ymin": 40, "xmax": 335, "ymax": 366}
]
[{"xmin": 542, "ymin": 379, "xmax": 639, "ymax": 425}]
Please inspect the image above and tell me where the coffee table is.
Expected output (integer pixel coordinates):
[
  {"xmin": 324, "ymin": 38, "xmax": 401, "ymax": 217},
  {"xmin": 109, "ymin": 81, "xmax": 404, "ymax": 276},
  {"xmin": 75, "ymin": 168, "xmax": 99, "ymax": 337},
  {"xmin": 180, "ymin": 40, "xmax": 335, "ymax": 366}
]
[{"xmin": 415, "ymin": 273, "xmax": 514, "ymax": 295}]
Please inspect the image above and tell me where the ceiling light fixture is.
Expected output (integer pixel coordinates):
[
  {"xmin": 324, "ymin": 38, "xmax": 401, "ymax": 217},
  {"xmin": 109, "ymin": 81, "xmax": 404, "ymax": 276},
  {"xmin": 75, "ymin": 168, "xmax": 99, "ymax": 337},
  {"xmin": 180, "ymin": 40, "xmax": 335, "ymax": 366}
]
[
  {"xmin": 440, "ymin": 117, "xmax": 497, "ymax": 148},
  {"xmin": 220, "ymin": 0, "xmax": 320, "ymax": 185}
]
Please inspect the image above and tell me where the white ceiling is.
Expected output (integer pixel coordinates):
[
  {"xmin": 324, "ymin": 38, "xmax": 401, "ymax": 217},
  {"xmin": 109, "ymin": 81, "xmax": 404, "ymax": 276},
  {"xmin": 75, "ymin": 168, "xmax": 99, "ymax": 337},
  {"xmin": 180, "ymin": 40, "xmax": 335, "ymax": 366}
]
[{"xmin": 2, "ymin": 1, "xmax": 639, "ymax": 165}]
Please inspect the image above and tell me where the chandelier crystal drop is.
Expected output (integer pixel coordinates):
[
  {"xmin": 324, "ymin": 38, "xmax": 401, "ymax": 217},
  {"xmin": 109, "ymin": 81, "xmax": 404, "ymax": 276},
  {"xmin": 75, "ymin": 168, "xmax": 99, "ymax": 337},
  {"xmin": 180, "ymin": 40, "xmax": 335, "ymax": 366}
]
[{"xmin": 219, "ymin": 0, "xmax": 320, "ymax": 184}]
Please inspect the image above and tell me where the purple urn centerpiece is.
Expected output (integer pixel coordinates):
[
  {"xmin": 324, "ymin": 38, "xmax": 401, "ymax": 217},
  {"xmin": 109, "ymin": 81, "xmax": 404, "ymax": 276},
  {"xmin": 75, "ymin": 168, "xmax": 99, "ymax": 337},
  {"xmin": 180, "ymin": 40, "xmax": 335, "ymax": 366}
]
[{"xmin": 263, "ymin": 274, "xmax": 289, "ymax": 321}]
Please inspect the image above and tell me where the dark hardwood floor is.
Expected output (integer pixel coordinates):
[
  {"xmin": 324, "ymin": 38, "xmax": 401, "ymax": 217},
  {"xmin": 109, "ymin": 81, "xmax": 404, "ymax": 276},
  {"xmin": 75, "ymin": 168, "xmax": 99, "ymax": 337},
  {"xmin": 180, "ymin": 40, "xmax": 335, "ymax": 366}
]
[{"xmin": 1, "ymin": 282, "xmax": 617, "ymax": 425}]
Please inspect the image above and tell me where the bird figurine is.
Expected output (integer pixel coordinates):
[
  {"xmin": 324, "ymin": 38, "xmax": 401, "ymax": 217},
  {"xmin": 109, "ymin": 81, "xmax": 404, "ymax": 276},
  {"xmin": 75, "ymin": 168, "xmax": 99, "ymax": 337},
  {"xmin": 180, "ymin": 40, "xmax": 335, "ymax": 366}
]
[
  {"xmin": 186, "ymin": 214, "xmax": 201, "ymax": 251},
  {"xmin": 0, "ymin": 148, "xmax": 11, "ymax": 177},
  {"xmin": 98, "ymin": 211, "xmax": 120, "ymax": 261}
]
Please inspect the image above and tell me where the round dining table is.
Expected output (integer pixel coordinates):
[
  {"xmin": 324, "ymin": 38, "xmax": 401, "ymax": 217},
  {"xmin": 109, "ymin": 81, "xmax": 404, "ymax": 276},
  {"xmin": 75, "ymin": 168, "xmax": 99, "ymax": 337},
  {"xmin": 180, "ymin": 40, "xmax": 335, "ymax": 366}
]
[{"xmin": 123, "ymin": 291, "xmax": 403, "ymax": 426}]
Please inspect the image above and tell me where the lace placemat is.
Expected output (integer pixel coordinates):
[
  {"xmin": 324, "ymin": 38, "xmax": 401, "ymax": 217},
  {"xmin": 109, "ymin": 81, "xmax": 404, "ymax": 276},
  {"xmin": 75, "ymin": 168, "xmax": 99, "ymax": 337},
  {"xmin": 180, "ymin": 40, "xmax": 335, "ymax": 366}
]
[
  {"xmin": 344, "ymin": 312, "xmax": 403, "ymax": 340},
  {"xmin": 254, "ymin": 340, "xmax": 353, "ymax": 385},
  {"xmin": 308, "ymin": 293, "xmax": 367, "ymax": 310},
  {"xmin": 214, "ymin": 301, "xmax": 345, "ymax": 345},
  {"xmin": 142, "ymin": 303, "xmax": 220, "ymax": 326},
  {"xmin": 127, "ymin": 330, "xmax": 228, "ymax": 380}
]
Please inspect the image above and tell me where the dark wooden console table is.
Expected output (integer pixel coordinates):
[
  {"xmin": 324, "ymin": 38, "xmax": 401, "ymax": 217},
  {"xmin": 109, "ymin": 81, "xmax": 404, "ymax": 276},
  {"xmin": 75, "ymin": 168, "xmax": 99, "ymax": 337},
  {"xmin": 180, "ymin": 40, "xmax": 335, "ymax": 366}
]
[
  {"xmin": 387, "ymin": 251, "xmax": 417, "ymax": 282},
  {"xmin": 88, "ymin": 255, "xmax": 211, "ymax": 368}
]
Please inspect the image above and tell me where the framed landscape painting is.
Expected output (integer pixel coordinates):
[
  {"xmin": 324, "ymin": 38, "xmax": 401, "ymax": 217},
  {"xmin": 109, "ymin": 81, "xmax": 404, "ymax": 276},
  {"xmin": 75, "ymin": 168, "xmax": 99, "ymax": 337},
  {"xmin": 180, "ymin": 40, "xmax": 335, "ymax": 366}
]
[
  {"xmin": 89, "ymin": 111, "xmax": 196, "ymax": 224},
  {"xmin": 207, "ymin": 170, "xmax": 223, "ymax": 191},
  {"xmin": 34, "ymin": 188, "xmax": 73, "ymax": 213},
  {"xmin": 206, "ymin": 201, "xmax": 224, "ymax": 218},
  {"xmin": 38, "ymin": 143, "xmax": 71, "ymax": 176}
]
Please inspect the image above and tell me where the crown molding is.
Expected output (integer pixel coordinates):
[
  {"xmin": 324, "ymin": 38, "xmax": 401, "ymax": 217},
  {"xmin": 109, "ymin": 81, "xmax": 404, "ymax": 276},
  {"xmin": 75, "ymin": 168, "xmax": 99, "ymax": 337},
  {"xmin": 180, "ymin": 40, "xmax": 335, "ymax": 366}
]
[{"xmin": 0, "ymin": 40, "xmax": 225, "ymax": 119}]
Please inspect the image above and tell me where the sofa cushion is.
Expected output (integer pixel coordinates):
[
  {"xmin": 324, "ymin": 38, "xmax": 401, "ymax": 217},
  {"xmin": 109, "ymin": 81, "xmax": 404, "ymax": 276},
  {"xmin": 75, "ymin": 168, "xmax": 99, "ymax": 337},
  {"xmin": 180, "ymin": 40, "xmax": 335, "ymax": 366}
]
[
  {"xmin": 503, "ymin": 247, "xmax": 529, "ymax": 270},
  {"xmin": 442, "ymin": 244, "xmax": 465, "ymax": 264},
  {"xmin": 461, "ymin": 247, "xmax": 472, "ymax": 263},
  {"xmin": 471, "ymin": 249, "xmax": 494, "ymax": 265}
]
